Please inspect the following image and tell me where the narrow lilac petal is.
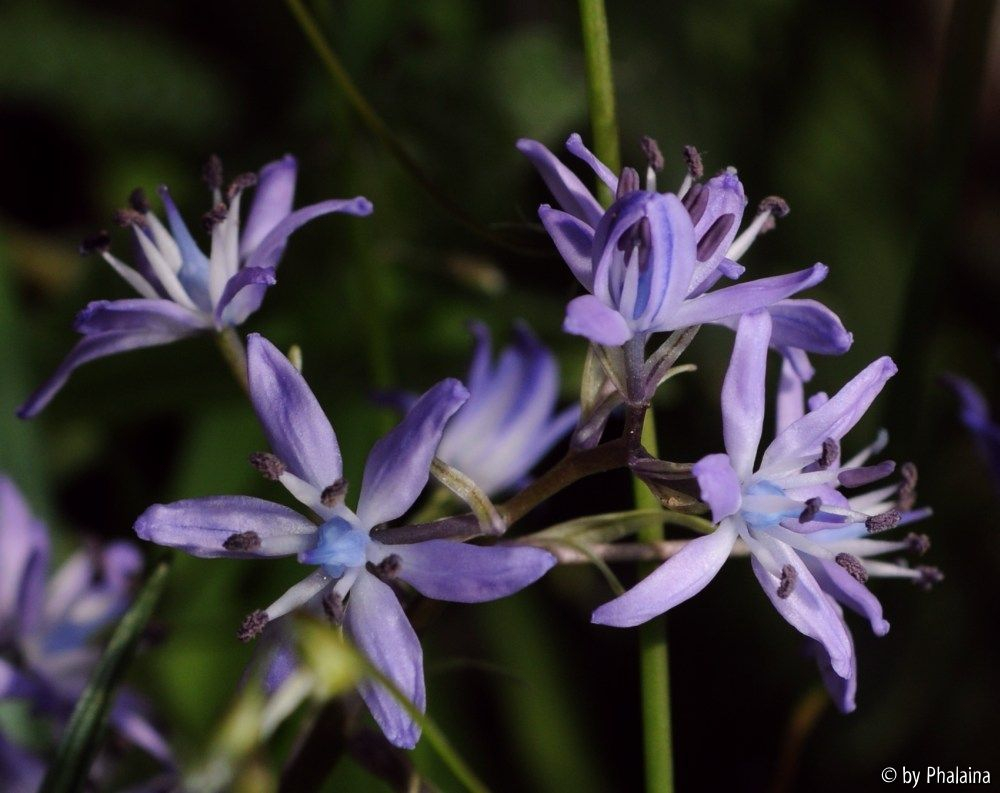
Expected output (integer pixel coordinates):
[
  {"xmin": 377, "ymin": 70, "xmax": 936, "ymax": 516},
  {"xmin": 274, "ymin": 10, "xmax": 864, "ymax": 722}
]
[
  {"xmin": 721, "ymin": 310, "xmax": 772, "ymax": 480},
  {"xmin": 539, "ymin": 205, "xmax": 596, "ymax": 291},
  {"xmin": 563, "ymin": 295, "xmax": 632, "ymax": 346},
  {"xmin": 0, "ymin": 477, "xmax": 49, "ymax": 641},
  {"xmin": 73, "ymin": 299, "xmax": 209, "ymax": 335},
  {"xmin": 776, "ymin": 358, "xmax": 805, "ymax": 434},
  {"xmin": 157, "ymin": 185, "xmax": 212, "ymax": 308},
  {"xmin": 263, "ymin": 640, "xmax": 299, "ymax": 695},
  {"xmin": 767, "ymin": 299, "xmax": 853, "ymax": 355},
  {"xmin": 215, "ymin": 266, "xmax": 277, "ymax": 326},
  {"xmin": 240, "ymin": 154, "xmax": 297, "ymax": 259},
  {"xmin": 110, "ymin": 693, "xmax": 174, "ymax": 764},
  {"xmin": 689, "ymin": 172, "xmax": 747, "ymax": 285},
  {"xmin": 783, "ymin": 347, "xmax": 816, "ymax": 383},
  {"xmin": 247, "ymin": 333, "xmax": 343, "ymax": 489},
  {"xmin": 591, "ymin": 520, "xmax": 739, "ymax": 627},
  {"xmin": 944, "ymin": 374, "xmax": 993, "ymax": 430},
  {"xmin": 134, "ymin": 496, "xmax": 317, "ymax": 558},
  {"xmin": 243, "ymin": 197, "xmax": 373, "ymax": 272},
  {"xmin": 565, "ymin": 133, "xmax": 619, "ymax": 192},
  {"xmin": 761, "ymin": 357, "xmax": 897, "ymax": 473},
  {"xmin": 811, "ymin": 636, "xmax": 857, "ymax": 714},
  {"xmin": 356, "ymin": 379, "xmax": 469, "ymax": 528},
  {"xmin": 345, "ymin": 572, "xmax": 424, "ymax": 749},
  {"xmin": 809, "ymin": 559, "xmax": 889, "ymax": 636},
  {"xmin": 687, "ymin": 257, "xmax": 745, "ymax": 299},
  {"xmin": 390, "ymin": 540, "xmax": 555, "ymax": 602},
  {"xmin": 516, "ymin": 138, "xmax": 603, "ymax": 226},
  {"xmin": 667, "ymin": 264, "xmax": 828, "ymax": 330},
  {"xmin": 639, "ymin": 194, "xmax": 699, "ymax": 326},
  {"xmin": 749, "ymin": 536, "xmax": 853, "ymax": 678},
  {"xmin": 464, "ymin": 321, "xmax": 493, "ymax": 393},
  {"xmin": 18, "ymin": 326, "xmax": 201, "ymax": 419},
  {"xmin": 691, "ymin": 454, "xmax": 742, "ymax": 522}
]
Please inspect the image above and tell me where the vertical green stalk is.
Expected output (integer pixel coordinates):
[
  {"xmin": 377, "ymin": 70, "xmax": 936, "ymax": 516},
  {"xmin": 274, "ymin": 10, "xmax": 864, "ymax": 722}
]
[{"xmin": 577, "ymin": 2, "xmax": 674, "ymax": 790}]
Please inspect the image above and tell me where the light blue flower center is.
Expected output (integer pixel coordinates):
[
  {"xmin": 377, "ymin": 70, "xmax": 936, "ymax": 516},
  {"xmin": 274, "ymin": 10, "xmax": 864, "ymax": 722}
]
[
  {"xmin": 300, "ymin": 516, "xmax": 369, "ymax": 578},
  {"xmin": 740, "ymin": 480, "xmax": 801, "ymax": 529}
]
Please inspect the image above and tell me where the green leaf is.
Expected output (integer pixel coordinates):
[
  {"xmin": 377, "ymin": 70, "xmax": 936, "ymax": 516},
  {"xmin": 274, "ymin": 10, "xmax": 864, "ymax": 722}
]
[{"xmin": 40, "ymin": 556, "xmax": 172, "ymax": 793}]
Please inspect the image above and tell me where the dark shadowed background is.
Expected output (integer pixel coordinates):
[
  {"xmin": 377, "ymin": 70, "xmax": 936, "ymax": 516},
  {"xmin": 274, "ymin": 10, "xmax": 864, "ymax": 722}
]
[{"xmin": 0, "ymin": 0, "xmax": 997, "ymax": 790}]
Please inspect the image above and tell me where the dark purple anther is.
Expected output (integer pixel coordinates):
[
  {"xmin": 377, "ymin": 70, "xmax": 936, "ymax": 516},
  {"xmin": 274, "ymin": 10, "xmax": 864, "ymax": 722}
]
[
  {"xmin": 237, "ymin": 609, "xmax": 269, "ymax": 642},
  {"xmin": 682, "ymin": 182, "xmax": 709, "ymax": 225},
  {"xmin": 906, "ymin": 533, "xmax": 931, "ymax": 556},
  {"xmin": 897, "ymin": 461, "xmax": 918, "ymax": 510},
  {"xmin": 129, "ymin": 188, "xmax": 150, "ymax": 213},
  {"xmin": 616, "ymin": 166, "xmax": 640, "ymax": 199},
  {"xmin": 113, "ymin": 208, "xmax": 148, "ymax": 229},
  {"xmin": 865, "ymin": 509, "xmax": 902, "ymax": 534},
  {"xmin": 223, "ymin": 531, "xmax": 262, "ymax": 552},
  {"xmin": 640, "ymin": 136, "xmax": 664, "ymax": 172},
  {"xmin": 834, "ymin": 553, "xmax": 868, "ymax": 583},
  {"xmin": 201, "ymin": 203, "xmax": 228, "ymax": 232},
  {"xmin": 323, "ymin": 591, "xmax": 346, "ymax": 625},
  {"xmin": 79, "ymin": 231, "xmax": 111, "ymax": 256},
  {"xmin": 367, "ymin": 554, "xmax": 402, "ymax": 583},
  {"xmin": 682, "ymin": 145, "xmax": 704, "ymax": 179},
  {"xmin": 915, "ymin": 566, "xmax": 943, "ymax": 591},
  {"xmin": 321, "ymin": 479, "xmax": 348, "ymax": 507},
  {"xmin": 249, "ymin": 452, "xmax": 286, "ymax": 481},
  {"xmin": 226, "ymin": 172, "xmax": 258, "ymax": 201},
  {"xmin": 759, "ymin": 195, "xmax": 790, "ymax": 218},
  {"xmin": 777, "ymin": 564, "xmax": 798, "ymax": 599},
  {"xmin": 696, "ymin": 214, "xmax": 736, "ymax": 263},
  {"xmin": 203, "ymin": 154, "xmax": 224, "ymax": 191},
  {"xmin": 799, "ymin": 497, "xmax": 822, "ymax": 523},
  {"xmin": 837, "ymin": 460, "xmax": 896, "ymax": 488},
  {"xmin": 817, "ymin": 437, "xmax": 839, "ymax": 470}
]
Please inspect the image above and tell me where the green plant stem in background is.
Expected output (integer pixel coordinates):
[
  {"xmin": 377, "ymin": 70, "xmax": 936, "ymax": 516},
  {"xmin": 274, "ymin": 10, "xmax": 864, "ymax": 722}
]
[
  {"xmin": 215, "ymin": 328, "xmax": 250, "ymax": 395},
  {"xmin": 577, "ymin": 1, "xmax": 674, "ymax": 789},
  {"xmin": 282, "ymin": 0, "xmax": 546, "ymax": 257},
  {"xmin": 40, "ymin": 556, "xmax": 173, "ymax": 793}
]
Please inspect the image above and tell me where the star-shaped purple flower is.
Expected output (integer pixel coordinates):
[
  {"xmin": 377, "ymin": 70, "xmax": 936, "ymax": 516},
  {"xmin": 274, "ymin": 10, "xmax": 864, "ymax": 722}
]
[
  {"xmin": 592, "ymin": 310, "xmax": 936, "ymax": 709},
  {"xmin": 0, "ymin": 476, "xmax": 171, "ymax": 780},
  {"xmin": 18, "ymin": 155, "xmax": 372, "ymax": 418},
  {"xmin": 134, "ymin": 334, "xmax": 556, "ymax": 748},
  {"xmin": 518, "ymin": 134, "xmax": 852, "ymax": 379}
]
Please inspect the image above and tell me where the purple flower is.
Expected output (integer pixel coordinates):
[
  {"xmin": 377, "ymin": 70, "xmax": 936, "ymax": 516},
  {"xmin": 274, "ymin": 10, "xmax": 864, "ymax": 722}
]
[
  {"xmin": 0, "ymin": 476, "xmax": 172, "ymax": 769},
  {"xmin": 518, "ymin": 135, "xmax": 851, "ymax": 377},
  {"xmin": 134, "ymin": 334, "xmax": 556, "ymax": 748},
  {"xmin": 393, "ymin": 322, "xmax": 579, "ymax": 497},
  {"xmin": 944, "ymin": 375, "xmax": 1000, "ymax": 487},
  {"xmin": 592, "ymin": 311, "xmax": 936, "ymax": 710},
  {"xmin": 18, "ymin": 155, "xmax": 373, "ymax": 418}
]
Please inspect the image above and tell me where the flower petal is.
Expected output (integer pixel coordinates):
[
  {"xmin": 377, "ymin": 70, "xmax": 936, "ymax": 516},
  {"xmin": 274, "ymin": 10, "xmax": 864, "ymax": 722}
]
[
  {"xmin": 0, "ymin": 477, "xmax": 49, "ymax": 642},
  {"xmin": 17, "ymin": 321, "xmax": 203, "ymax": 419},
  {"xmin": 214, "ymin": 266, "xmax": 277, "ymax": 326},
  {"xmin": 687, "ymin": 172, "xmax": 747, "ymax": 290},
  {"xmin": 761, "ymin": 356, "xmax": 897, "ymax": 475},
  {"xmin": 388, "ymin": 540, "xmax": 555, "ymax": 602},
  {"xmin": 356, "ymin": 379, "xmax": 469, "ymax": 528},
  {"xmin": 749, "ymin": 534, "xmax": 853, "ymax": 678},
  {"xmin": 0, "ymin": 734, "xmax": 45, "ymax": 793},
  {"xmin": 516, "ymin": 138, "xmax": 603, "ymax": 226},
  {"xmin": 243, "ymin": 197, "xmax": 373, "ymax": 272},
  {"xmin": 345, "ymin": 571, "xmax": 424, "ymax": 749},
  {"xmin": 668, "ymin": 264, "xmax": 828, "ymax": 330},
  {"xmin": 721, "ymin": 309, "xmax": 772, "ymax": 480},
  {"xmin": 776, "ymin": 358, "xmax": 805, "ymax": 434},
  {"xmin": 565, "ymin": 133, "xmax": 619, "ymax": 192},
  {"xmin": 539, "ymin": 205, "xmax": 595, "ymax": 291},
  {"xmin": 72, "ymin": 299, "xmax": 209, "ymax": 335},
  {"xmin": 691, "ymin": 453, "xmax": 742, "ymax": 522},
  {"xmin": 808, "ymin": 559, "xmax": 889, "ymax": 636},
  {"xmin": 134, "ymin": 496, "xmax": 317, "ymax": 558},
  {"xmin": 591, "ymin": 519, "xmax": 738, "ymax": 627},
  {"xmin": 240, "ymin": 154, "xmax": 298, "ymax": 259},
  {"xmin": 810, "ymin": 635, "xmax": 857, "ymax": 714},
  {"xmin": 563, "ymin": 295, "xmax": 632, "ymax": 346},
  {"xmin": 247, "ymin": 333, "xmax": 343, "ymax": 489},
  {"xmin": 110, "ymin": 691, "xmax": 174, "ymax": 764}
]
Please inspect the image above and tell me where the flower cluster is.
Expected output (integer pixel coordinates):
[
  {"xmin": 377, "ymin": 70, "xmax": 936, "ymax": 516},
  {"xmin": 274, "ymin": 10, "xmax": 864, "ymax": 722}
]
[{"xmin": 11, "ymin": 133, "xmax": 939, "ymax": 776}]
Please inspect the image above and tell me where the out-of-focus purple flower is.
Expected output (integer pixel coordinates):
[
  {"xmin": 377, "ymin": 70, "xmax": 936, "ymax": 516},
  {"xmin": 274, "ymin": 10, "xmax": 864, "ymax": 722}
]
[
  {"xmin": 944, "ymin": 375, "xmax": 1000, "ymax": 487},
  {"xmin": 392, "ymin": 322, "xmax": 579, "ymax": 497},
  {"xmin": 0, "ymin": 476, "xmax": 172, "ymax": 770},
  {"xmin": 18, "ymin": 155, "xmax": 373, "ymax": 418},
  {"xmin": 592, "ymin": 311, "xmax": 936, "ymax": 710},
  {"xmin": 518, "ymin": 135, "xmax": 851, "ymax": 378},
  {"xmin": 134, "ymin": 334, "xmax": 556, "ymax": 749}
]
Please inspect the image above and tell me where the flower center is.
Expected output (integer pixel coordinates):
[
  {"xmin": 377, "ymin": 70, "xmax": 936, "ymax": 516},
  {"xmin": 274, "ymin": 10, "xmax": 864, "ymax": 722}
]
[
  {"xmin": 740, "ymin": 480, "xmax": 802, "ymax": 529},
  {"xmin": 300, "ymin": 515, "xmax": 369, "ymax": 578}
]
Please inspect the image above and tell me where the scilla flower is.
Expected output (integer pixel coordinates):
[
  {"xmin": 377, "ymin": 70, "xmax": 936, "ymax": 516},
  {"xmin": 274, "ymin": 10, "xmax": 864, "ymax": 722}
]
[
  {"xmin": 592, "ymin": 311, "xmax": 936, "ymax": 707},
  {"xmin": 0, "ymin": 476, "xmax": 171, "ymax": 787},
  {"xmin": 519, "ymin": 134, "xmax": 851, "ymax": 379},
  {"xmin": 135, "ymin": 334, "xmax": 555, "ymax": 748},
  {"xmin": 18, "ymin": 155, "xmax": 372, "ymax": 418}
]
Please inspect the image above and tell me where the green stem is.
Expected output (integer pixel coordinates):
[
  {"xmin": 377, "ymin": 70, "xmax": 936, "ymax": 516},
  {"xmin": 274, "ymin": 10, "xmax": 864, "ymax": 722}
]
[
  {"xmin": 40, "ymin": 556, "xmax": 172, "ymax": 793},
  {"xmin": 215, "ymin": 328, "xmax": 249, "ymax": 395},
  {"xmin": 282, "ymin": 0, "xmax": 546, "ymax": 257},
  {"xmin": 578, "ymin": 0, "xmax": 621, "ymax": 204},
  {"xmin": 578, "ymin": 1, "xmax": 674, "ymax": 788}
]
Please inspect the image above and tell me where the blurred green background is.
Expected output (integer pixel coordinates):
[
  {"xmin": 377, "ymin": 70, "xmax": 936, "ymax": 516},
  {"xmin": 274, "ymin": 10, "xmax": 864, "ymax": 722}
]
[{"xmin": 0, "ymin": 0, "xmax": 997, "ymax": 790}]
